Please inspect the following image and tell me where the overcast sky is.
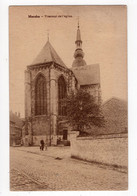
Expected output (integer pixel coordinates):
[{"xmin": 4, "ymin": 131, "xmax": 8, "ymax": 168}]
[{"xmin": 9, "ymin": 5, "xmax": 127, "ymax": 117}]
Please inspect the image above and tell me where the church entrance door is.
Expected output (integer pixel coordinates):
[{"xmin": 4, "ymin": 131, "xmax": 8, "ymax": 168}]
[{"xmin": 63, "ymin": 130, "xmax": 68, "ymax": 140}]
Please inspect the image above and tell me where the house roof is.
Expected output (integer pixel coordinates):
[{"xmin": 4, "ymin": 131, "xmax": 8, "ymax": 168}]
[
  {"xmin": 102, "ymin": 97, "xmax": 127, "ymax": 123},
  {"xmin": 32, "ymin": 41, "xmax": 67, "ymax": 68},
  {"xmin": 10, "ymin": 111, "xmax": 24, "ymax": 128},
  {"xmin": 102, "ymin": 97, "xmax": 127, "ymax": 107},
  {"xmin": 71, "ymin": 64, "xmax": 100, "ymax": 85}
]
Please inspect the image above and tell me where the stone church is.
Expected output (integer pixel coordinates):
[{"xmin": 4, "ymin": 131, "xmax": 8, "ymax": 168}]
[{"xmin": 22, "ymin": 24, "xmax": 101, "ymax": 146}]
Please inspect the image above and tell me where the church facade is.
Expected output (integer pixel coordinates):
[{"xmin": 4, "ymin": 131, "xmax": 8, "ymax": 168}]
[{"xmin": 23, "ymin": 24, "xmax": 101, "ymax": 146}]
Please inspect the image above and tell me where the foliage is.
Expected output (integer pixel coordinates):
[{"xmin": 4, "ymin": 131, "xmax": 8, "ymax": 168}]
[{"xmin": 63, "ymin": 89, "xmax": 105, "ymax": 134}]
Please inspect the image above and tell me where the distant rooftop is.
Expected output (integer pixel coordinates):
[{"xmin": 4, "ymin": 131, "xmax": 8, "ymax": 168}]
[
  {"xmin": 10, "ymin": 111, "xmax": 24, "ymax": 128},
  {"xmin": 102, "ymin": 97, "xmax": 127, "ymax": 107}
]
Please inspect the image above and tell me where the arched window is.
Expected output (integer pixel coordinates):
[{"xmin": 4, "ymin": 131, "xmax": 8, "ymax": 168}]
[
  {"xmin": 58, "ymin": 76, "xmax": 67, "ymax": 116},
  {"xmin": 35, "ymin": 74, "xmax": 47, "ymax": 115}
]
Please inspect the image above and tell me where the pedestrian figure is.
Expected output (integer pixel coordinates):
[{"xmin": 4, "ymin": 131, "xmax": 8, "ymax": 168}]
[
  {"xmin": 44, "ymin": 142, "xmax": 48, "ymax": 151},
  {"xmin": 40, "ymin": 141, "xmax": 42, "ymax": 151},
  {"xmin": 40, "ymin": 139, "xmax": 45, "ymax": 151}
]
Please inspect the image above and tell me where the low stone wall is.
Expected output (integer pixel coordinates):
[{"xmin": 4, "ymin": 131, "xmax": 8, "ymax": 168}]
[
  {"xmin": 70, "ymin": 133, "xmax": 128, "ymax": 168},
  {"xmin": 22, "ymin": 134, "xmax": 57, "ymax": 146}
]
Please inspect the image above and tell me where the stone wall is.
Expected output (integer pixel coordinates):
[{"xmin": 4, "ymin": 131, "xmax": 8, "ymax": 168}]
[
  {"xmin": 31, "ymin": 115, "xmax": 50, "ymax": 136},
  {"xmin": 22, "ymin": 134, "xmax": 57, "ymax": 146},
  {"xmin": 70, "ymin": 133, "xmax": 128, "ymax": 168},
  {"xmin": 33, "ymin": 135, "xmax": 51, "ymax": 146}
]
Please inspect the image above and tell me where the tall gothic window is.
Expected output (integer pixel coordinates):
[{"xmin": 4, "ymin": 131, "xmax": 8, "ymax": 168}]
[
  {"xmin": 35, "ymin": 74, "xmax": 47, "ymax": 115},
  {"xmin": 58, "ymin": 76, "xmax": 67, "ymax": 116}
]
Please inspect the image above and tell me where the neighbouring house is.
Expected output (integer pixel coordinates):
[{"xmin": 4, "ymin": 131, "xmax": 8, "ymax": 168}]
[
  {"xmin": 10, "ymin": 111, "xmax": 24, "ymax": 146},
  {"xmin": 88, "ymin": 97, "xmax": 128, "ymax": 136},
  {"xmin": 102, "ymin": 97, "xmax": 128, "ymax": 134}
]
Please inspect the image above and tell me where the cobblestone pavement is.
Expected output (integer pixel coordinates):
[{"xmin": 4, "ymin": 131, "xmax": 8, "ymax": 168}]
[
  {"xmin": 10, "ymin": 147, "xmax": 128, "ymax": 191},
  {"xmin": 16, "ymin": 146, "xmax": 71, "ymax": 159},
  {"xmin": 10, "ymin": 169, "xmax": 50, "ymax": 191}
]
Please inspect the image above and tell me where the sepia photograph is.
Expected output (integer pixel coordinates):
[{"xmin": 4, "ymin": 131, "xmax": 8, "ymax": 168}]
[{"xmin": 9, "ymin": 5, "xmax": 128, "ymax": 191}]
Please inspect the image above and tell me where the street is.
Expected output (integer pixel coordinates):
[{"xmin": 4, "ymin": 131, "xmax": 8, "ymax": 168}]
[{"xmin": 10, "ymin": 147, "xmax": 128, "ymax": 191}]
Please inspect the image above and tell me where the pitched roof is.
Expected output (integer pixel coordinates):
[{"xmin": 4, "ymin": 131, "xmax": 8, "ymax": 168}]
[
  {"xmin": 71, "ymin": 64, "xmax": 100, "ymax": 85},
  {"xmin": 10, "ymin": 111, "xmax": 24, "ymax": 128},
  {"xmin": 102, "ymin": 97, "xmax": 127, "ymax": 107},
  {"xmin": 101, "ymin": 97, "xmax": 128, "ymax": 134},
  {"xmin": 32, "ymin": 41, "xmax": 67, "ymax": 68}
]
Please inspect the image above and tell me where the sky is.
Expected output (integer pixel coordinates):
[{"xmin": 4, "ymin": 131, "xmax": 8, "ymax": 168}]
[{"xmin": 9, "ymin": 5, "xmax": 127, "ymax": 117}]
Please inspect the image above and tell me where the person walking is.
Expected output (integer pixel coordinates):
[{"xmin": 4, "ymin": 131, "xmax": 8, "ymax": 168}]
[
  {"xmin": 44, "ymin": 141, "xmax": 47, "ymax": 151},
  {"xmin": 40, "ymin": 140, "xmax": 42, "ymax": 151},
  {"xmin": 40, "ymin": 139, "xmax": 45, "ymax": 151}
]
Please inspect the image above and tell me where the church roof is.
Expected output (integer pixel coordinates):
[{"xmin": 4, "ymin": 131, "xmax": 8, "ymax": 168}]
[
  {"xmin": 71, "ymin": 64, "xmax": 100, "ymax": 85},
  {"xmin": 72, "ymin": 57, "xmax": 87, "ymax": 67},
  {"xmin": 32, "ymin": 41, "xmax": 67, "ymax": 68}
]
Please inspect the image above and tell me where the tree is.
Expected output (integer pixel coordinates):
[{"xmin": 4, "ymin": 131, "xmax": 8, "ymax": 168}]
[{"xmin": 64, "ymin": 89, "xmax": 104, "ymax": 135}]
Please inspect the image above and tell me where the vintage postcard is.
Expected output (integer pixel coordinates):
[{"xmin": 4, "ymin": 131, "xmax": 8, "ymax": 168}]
[{"xmin": 9, "ymin": 5, "xmax": 127, "ymax": 191}]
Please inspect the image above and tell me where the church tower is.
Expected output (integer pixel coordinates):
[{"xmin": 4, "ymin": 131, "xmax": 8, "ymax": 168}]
[
  {"xmin": 71, "ymin": 23, "xmax": 101, "ymax": 104},
  {"xmin": 72, "ymin": 23, "xmax": 87, "ymax": 67}
]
